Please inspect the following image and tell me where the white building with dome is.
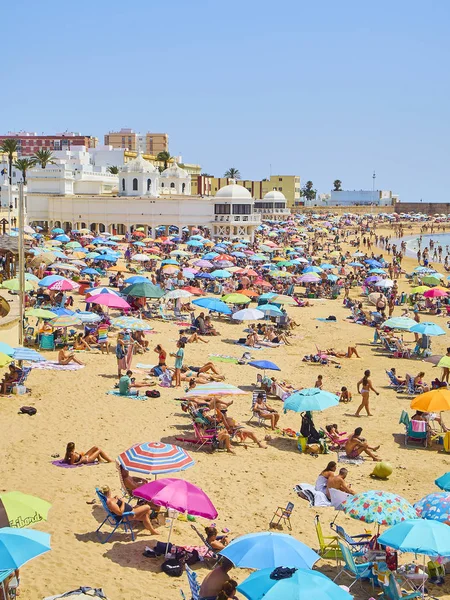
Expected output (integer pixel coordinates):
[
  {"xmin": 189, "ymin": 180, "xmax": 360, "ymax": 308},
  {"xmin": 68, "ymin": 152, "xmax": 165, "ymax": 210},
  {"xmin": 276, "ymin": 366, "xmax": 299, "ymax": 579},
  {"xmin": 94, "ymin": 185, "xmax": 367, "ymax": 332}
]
[
  {"xmin": 25, "ymin": 151, "xmax": 261, "ymax": 239},
  {"xmin": 253, "ymin": 190, "xmax": 290, "ymax": 220}
]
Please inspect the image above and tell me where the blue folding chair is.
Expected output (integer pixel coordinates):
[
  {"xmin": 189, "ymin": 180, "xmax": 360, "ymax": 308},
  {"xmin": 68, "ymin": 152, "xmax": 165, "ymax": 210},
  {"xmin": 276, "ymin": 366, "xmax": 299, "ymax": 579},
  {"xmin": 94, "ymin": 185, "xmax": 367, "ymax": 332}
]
[
  {"xmin": 95, "ymin": 488, "xmax": 135, "ymax": 543},
  {"xmin": 333, "ymin": 541, "xmax": 374, "ymax": 590},
  {"xmin": 180, "ymin": 565, "xmax": 200, "ymax": 600},
  {"xmin": 331, "ymin": 524, "xmax": 371, "ymax": 554},
  {"xmin": 383, "ymin": 574, "xmax": 421, "ymax": 600}
]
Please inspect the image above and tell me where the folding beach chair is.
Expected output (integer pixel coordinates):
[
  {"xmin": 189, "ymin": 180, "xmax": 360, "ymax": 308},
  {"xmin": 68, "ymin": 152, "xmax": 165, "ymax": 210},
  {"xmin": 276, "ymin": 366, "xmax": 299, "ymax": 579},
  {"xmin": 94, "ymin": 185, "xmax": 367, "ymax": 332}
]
[
  {"xmin": 249, "ymin": 390, "xmax": 267, "ymax": 426},
  {"xmin": 314, "ymin": 514, "xmax": 342, "ymax": 560},
  {"xmin": 39, "ymin": 333, "xmax": 55, "ymax": 350},
  {"xmin": 399, "ymin": 410, "xmax": 427, "ymax": 447},
  {"xmin": 94, "ymin": 487, "xmax": 135, "ymax": 543},
  {"xmin": 269, "ymin": 501, "xmax": 294, "ymax": 531},
  {"xmin": 0, "ymin": 569, "xmax": 17, "ymax": 599},
  {"xmin": 331, "ymin": 523, "xmax": 371, "ymax": 554},
  {"xmin": 5, "ymin": 367, "xmax": 31, "ymax": 394},
  {"xmin": 383, "ymin": 574, "xmax": 421, "ymax": 600},
  {"xmin": 190, "ymin": 524, "xmax": 218, "ymax": 567},
  {"xmin": 386, "ymin": 370, "xmax": 406, "ymax": 392},
  {"xmin": 333, "ymin": 541, "xmax": 374, "ymax": 590},
  {"xmin": 180, "ymin": 565, "xmax": 201, "ymax": 600}
]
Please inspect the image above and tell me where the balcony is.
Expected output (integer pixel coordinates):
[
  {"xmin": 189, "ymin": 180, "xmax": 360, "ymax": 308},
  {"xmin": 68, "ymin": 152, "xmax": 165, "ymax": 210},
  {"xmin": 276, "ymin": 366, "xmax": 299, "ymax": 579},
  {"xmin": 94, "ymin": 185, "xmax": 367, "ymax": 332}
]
[
  {"xmin": 214, "ymin": 214, "xmax": 261, "ymax": 223},
  {"xmin": 253, "ymin": 208, "xmax": 290, "ymax": 214}
]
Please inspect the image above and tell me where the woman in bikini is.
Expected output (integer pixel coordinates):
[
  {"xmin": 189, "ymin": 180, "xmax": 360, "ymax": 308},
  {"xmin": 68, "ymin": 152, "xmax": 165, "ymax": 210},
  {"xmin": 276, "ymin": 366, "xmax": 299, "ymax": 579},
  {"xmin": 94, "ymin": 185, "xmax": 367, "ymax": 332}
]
[
  {"xmin": 100, "ymin": 485, "xmax": 159, "ymax": 535},
  {"xmin": 64, "ymin": 442, "xmax": 113, "ymax": 464},
  {"xmin": 355, "ymin": 369, "xmax": 379, "ymax": 417}
]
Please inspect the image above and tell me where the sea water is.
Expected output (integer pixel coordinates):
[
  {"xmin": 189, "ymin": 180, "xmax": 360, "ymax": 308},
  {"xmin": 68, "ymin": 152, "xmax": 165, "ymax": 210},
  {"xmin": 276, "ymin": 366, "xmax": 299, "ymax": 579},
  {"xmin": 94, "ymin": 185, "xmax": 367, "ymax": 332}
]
[{"xmin": 404, "ymin": 233, "xmax": 450, "ymax": 257}]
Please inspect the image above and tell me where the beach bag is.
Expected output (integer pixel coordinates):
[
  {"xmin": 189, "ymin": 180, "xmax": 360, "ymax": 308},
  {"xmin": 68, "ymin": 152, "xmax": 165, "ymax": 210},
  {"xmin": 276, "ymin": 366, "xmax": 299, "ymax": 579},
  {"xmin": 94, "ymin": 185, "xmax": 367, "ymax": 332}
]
[
  {"xmin": 19, "ymin": 406, "xmax": 37, "ymax": 416},
  {"xmin": 153, "ymin": 366, "xmax": 163, "ymax": 377},
  {"xmin": 297, "ymin": 435, "xmax": 307, "ymax": 453},
  {"xmin": 159, "ymin": 371, "xmax": 172, "ymax": 387},
  {"xmin": 161, "ymin": 558, "xmax": 183, "ymax": 577},
  {"xmin": 386, "ymin": 548, "xmax": 398, "ymax": 571},
  {"xmin": 13, "ymin": 385, "xmax": 27, "ymax": 395},
  {"xmin": 327, "ymin": 315, "xmax": 337, "ymax": 321},
  {"xmin": 145, "ymin": 390, "xmax": 161, "ymax": 398}
]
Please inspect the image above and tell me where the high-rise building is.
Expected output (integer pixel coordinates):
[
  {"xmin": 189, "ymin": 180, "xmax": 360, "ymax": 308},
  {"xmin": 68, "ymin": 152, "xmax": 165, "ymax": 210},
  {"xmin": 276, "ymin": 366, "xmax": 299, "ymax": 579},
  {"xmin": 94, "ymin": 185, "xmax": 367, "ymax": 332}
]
[
  {"xmin": 0, "ymin": 131, "xmax": 97, "ymax": 156},
  {"xmin": 104, "ymin": 128, "xmax": 169, "ymax": 156}
]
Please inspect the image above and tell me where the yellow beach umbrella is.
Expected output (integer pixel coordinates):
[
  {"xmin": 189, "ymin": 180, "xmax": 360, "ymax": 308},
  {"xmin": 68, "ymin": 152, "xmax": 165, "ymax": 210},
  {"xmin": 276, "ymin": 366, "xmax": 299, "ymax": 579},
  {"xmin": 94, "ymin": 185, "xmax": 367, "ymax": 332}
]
[
  {"xmin": 410, "ymin": 389, "xmax": 450, "ymax": 412},
  {"xmin": 0, "ymin": 352, "xmax": 13, "ymax": 367},
  {"xmin": 410, "ymin": 286, "xmax": 430, "ymax": 294},
  {"xmin": 437, "ymin": 356, "xmax": 450, "ymax": 369},
  {"xmin": 222, "ymin": 293, "xmax": 251, "ymax": 304}
]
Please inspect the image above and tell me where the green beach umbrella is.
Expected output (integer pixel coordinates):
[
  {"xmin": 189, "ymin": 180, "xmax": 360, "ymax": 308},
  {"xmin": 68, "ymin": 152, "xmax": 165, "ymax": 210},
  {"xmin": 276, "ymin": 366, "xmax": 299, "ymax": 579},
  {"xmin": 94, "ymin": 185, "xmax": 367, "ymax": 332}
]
[
  {"xmin": 423, "ymin": 276, "xmax": 441, "ymax": 286},
  {"xmin": 222, "ymin": 293, "xmax": 251, "ymax": 304},
  {"xmin": 26, "ymin": 308, "xmax": 57, "ymax": 320},
  {"xmin": 1, "ymin": 279, "xmax": 34, "ymax": 292},
  {"xmin": 0, "ymin": 492, "xmax": 51, "ymax": 528},
  {"xmin": 122, "ymin": 282, "xmax": 165, "ymax": 298}
]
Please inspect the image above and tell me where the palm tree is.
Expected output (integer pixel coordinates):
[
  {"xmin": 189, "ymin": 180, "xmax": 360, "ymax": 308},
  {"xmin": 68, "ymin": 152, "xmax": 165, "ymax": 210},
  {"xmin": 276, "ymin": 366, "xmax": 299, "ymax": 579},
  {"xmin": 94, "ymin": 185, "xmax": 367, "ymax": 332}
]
[
  {"xmin": 13, "ymin": 158, "xmax": 35, "ymax": 185},
  {"xmin": 32, "ymin": 148, "xmax": 56, "ymax": 169},
  {"xmin": 107, "ymin": 165, "xmax": 119, "ymax": 174},
  {"xmin": 0, "ymin": 139, "xmax": 18, "ymax": 184},
  {"xmin": 333, "ymin": 179, "xmax": 342, "ymax": 191},
  {"xmin": 224, "ymin": 167, "xmax": 241, "ymax": 180},
  {"xmin": 300, "ymin": 180, "xmax": 317, "ymax": 203},
  {"xmin": 156, "ymin": 151, "xmax": 172, "ymax": 170}
]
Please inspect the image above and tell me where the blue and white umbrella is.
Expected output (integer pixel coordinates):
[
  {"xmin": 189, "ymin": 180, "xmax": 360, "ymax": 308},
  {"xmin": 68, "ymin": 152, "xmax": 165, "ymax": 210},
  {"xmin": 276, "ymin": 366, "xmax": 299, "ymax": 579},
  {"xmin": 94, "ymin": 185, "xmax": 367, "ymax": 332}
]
[{"xmin": 12, "ymin": 348, "xmax": 45, "ymax": 362}]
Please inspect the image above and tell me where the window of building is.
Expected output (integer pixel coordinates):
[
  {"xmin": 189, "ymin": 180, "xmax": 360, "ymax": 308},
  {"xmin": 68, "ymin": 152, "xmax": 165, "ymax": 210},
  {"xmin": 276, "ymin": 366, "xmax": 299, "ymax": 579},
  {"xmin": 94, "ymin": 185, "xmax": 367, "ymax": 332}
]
[
  {"xmin": 133, "ymin": 178, "xmax": 138, "ymax": 191},
  {"xmin": 122, "ymin": 178, "xmax": 125, "ymax": 191},
  {"xmin": 232, "ymin": 204, "xmax": 251, "ymax": 215},
  {"xmin": 279, "ymin": 177, "xmax": 282, "ymax": 182},
  {"xmin": 278, "ymin": 187, "xmax": 282, "ymax": 191},
  {"xmin": 161, "ymin": 182, "xmax": 164, "ymax": 188},
  {"xmin": 147, "ymin": 178, "xmax": 151, "ymax": 191},
  {"xmin": 170, "ymin": 182, "xmax": 175, "ymax": 188},
  {"xmin": 254, "ymin": 202, "xmax": 274, "ymax": 209},
  {"xmin": 182, "ymin": 183, "xmax": 186, "ymax": 193},
  {"xmin": 274, "ymin": 202, "xmax": 285, "ymax": 209},
  {"xmin": 214, "ymin": 204, "xmax": 230, "ymax": 215}
]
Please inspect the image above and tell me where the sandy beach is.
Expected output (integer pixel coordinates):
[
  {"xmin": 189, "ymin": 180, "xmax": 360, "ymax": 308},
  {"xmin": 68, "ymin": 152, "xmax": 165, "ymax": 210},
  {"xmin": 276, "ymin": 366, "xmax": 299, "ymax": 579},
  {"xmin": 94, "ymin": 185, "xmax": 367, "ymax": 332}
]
[{"xmin": 2, "ymin": 223, "xmax": 450, "ymax": 600}]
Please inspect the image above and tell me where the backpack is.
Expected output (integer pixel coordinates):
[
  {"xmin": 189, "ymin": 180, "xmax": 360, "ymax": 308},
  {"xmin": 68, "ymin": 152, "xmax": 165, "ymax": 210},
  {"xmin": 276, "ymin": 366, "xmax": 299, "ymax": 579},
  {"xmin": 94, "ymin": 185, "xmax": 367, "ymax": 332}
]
[
  {"xmin": 19, "ymin": 406, "xmax": 37, "ymax": 416},
  {"xmin": 161, "ymin": 558, "xmax": 183, "ymax": 577}
]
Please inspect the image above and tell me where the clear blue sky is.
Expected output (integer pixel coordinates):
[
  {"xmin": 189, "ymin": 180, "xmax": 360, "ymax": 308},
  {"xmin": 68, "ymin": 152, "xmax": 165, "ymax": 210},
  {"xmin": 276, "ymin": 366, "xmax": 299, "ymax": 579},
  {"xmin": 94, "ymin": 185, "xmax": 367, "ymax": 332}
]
[{"xmin": 6, "ymin": 0, "xmax": 450, "ymax": 201}]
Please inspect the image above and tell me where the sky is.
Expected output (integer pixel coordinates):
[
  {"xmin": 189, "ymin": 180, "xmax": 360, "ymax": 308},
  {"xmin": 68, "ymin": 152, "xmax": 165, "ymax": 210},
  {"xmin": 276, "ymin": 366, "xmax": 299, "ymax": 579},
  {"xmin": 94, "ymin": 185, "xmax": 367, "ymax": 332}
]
[{"xmin": 5, "ymin": 0, "xmax": 450, "ymax": 201}]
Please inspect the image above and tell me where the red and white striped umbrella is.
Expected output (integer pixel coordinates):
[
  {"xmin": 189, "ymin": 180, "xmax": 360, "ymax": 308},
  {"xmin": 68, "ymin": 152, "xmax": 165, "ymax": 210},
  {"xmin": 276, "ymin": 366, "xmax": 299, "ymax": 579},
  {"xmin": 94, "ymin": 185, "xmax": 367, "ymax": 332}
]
[{"xmin": 117, "ymin": 441, "xmax": 194, "ymax": 475}]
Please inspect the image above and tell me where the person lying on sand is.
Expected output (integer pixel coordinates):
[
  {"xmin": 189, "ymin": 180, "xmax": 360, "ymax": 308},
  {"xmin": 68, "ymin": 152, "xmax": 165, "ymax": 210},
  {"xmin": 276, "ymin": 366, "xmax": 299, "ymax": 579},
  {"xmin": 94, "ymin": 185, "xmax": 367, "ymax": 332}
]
[
  {"xmin": 64, "ymin": 442, "xmax": 113, "ymax": 464},
  {"xmin": 345, "ymin": 427, "xmax": 380, "ymax": 461},
  {"xmin": 58, "ymin": 344, "xmax": 84, "ymax": 366},
  {"xmin": 326, "ymin": 346, "xmax": 361, "ymax": 358},
  {"xmin": 178, "ymin": 329, "xmax": 209, "ymax": 344},
  {"xmin": 185, "ymin": 362, "xmax": 225, "ymax": 380},
  {"xmin": 100, "ymin": 485, "xmax": 159, "ymax": 535}
]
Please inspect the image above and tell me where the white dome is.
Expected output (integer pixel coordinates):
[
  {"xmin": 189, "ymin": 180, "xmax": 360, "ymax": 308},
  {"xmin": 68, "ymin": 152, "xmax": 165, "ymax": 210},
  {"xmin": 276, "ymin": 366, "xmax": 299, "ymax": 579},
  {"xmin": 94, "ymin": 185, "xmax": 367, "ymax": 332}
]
[
  {"xmin": 121, "ymin": 152, "xmax": 158, "ymax": 174},
  {"xmin": 161, "ymin": 162, "xmax": 188, "ymax": 178},
  {"xmin": 216, "ymin": 181, "xmax": 252, "ymax": 200},
  {"xmin": 263, "ymin": 190, "xmax": 286, "ymax": 202}
]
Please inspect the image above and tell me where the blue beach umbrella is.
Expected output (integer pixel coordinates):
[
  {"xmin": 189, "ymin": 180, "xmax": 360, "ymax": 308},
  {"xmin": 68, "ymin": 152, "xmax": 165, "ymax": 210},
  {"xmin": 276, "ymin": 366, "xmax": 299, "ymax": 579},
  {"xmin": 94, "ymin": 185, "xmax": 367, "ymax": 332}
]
[
  {"xmin": 124, "ymin": 276, "xmax": 150, "ymax": 284},
  {"xmin": 192, "ymin": 297, "xmax": 232, "ymax": 314},
  {"xmin": 284, "ymin": 388, "xmax": 339, "ymax": 412},
  {"xmin": 436, "ymin": 472, "xmax": 450, "ymax": 491},
  {"xmin": 257, "ymin": 304, "xmax": 283, "ymax": 316},
  {"xmin": 410, "ymin": 322, "xmax": 446, "ymax": 336},
  {"xmin": 368, "ymin": 268, "xmax": 386, "ymax": 274},
  {"xmin": 348, "ymin": 262, "xmax": 364, "ymax": 267},
  {"xmin": 202, "ymin": 252, "xmax": 219, "ymax": 260},
  {"xmin": 381, "ymin": 316, "xmax": 416, "ymax": 331},
  {"xmin": 81, "ymin": 268, "xmax": 99, "ymax": 276},
  {"xmin": 210, "ymin": 269, "xmax": 232, "ymax": 278},
  {"xmin": 327, "ymin": 274, "xmax": 338, "ymax": 282},
  {"xmin": 54, "ymin": 234, "xmax": 70, "ymax": 243},
  {"xmin": 237, "ymin": 567, "xmax": 351, "ymax": 600},
  {"xmin": 320, "ymin": 263, "xmax": 335, "ymax": 270},
  {"xmin": 0, "ymin": 342, "xmax": 14, "ymax": 356},
  {"xmin": 38, "ymin": 275, "xmax": 65, "ymax": 287},
  {"xmin": 93, "ymin": 254, "xmax": 117, "ymax": 262},
  {"xmin": 303, "ymin": 265, "xmax": 323, "ymax": 273},
  {"xmin": 197, "ymin": 273, "xmax": 215, "ymax": 280},
  {"xmin": 0, "ymin": 527, "xmax": 51, "ymax": 570},
  {"xmin": 186, "ymin": 240, "xmax": 204, "ymax": 247},
  {"xmin": 51, "ymin": 228, "xmax": 64, "ymax": 234},
  {"xmin": 220, "ymin": 532, "xmax": 319, "ymax": 570},
  {"xmin": 378, "ymin": 519, "xmax": 450, "ymax": 556},
  {"xmin": 74, "ymin": 311, "xmax": 101, "ymax": 324},
  {"xmin": 259, "ymin": 293, "xmax": 278, "ymax": 302},
  {"xmin": 12, "ymin": 348, "xmax": 45, "ymax": 362},
  {"xmin": 248, "ymin": 360, "xmax": 280, "ymax": 372},
  {"xmin": 414, "ymin": 492, "xmax": 450, "ymax": 522},
  {"xmin": 50, "ymin": 307, "xmax": 75, "ymax": 317}
]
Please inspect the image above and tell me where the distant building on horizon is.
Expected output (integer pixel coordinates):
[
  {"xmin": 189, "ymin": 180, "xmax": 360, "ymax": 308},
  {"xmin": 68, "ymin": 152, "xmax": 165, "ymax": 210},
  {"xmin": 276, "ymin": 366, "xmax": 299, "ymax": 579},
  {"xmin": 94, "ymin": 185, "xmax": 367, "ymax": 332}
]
[
  {"xmin": 305, "ymin": 189, "xmax": 398, "ymax": 207},
  {"xmin": 104, "ymin": 128, "xmax": 169, "ymax": 156},
  {"xmin": 0, "ymin": 131, "xmax": 98, "ymax": 156}
]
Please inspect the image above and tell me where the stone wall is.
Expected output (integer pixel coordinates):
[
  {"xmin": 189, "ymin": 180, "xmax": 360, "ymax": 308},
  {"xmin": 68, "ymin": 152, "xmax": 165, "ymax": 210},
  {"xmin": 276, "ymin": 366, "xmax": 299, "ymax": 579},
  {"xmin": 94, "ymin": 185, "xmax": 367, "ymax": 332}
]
[
  {"xmin": 395, "ymin": 203, "xmax": 450, "ymax": 215},
  {"xmin": 291, "ymin": 205, "xmax": 394, "ymax": 215}
]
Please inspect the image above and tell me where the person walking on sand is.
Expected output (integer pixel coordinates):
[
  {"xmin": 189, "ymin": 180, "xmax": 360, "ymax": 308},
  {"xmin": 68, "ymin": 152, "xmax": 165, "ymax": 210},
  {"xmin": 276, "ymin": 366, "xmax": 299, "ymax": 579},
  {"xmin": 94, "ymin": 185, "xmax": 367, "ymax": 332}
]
[{"xmin": 355, "ymin": 369, "xmax": 379, "ymax": 417}]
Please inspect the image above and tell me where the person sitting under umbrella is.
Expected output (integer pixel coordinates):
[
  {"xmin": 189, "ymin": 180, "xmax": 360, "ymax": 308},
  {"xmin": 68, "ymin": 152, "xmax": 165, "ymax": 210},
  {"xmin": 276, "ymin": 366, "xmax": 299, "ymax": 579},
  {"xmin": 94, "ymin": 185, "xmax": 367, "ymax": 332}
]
[
  {"xmin": 0, "ymin": 363, "xmax": 23, "ymax": 395},
  {"xmin": 345, "ymin": 427, "xmax": 381, "ymax": 461},
  {"xmin": 100, "ymin": 485, "xmax": 159, "ymax": 536},
  {"xmin": 199, "ymin": 557, "xmax": 235, "ymax": 600},
  {"xmin": 205, "ymin": 526, "xmax": 230, "ymax": 552},
  {"xmin": 253, "ymin": 393, "xmax": 280, "ymax": 430}
]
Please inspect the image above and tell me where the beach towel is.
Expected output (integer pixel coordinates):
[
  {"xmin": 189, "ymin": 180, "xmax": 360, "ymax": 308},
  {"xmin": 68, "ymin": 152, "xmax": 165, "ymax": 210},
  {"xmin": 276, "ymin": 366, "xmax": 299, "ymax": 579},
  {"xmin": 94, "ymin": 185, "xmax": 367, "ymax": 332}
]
[
  {"xmin": 316, "ymin": 318, "xmax": 338, "ymax": 322},
  {"xmin": 106, "ymin": 390, "xmax": 147, "ymax": 401},
  {"xmin": 135, "ymin": 363, "xmax": 156, "ymax": 370},
  {"xmin": 294, "ymin": 483, "xmax": 331, "ymax": 507},
  {"xmin": 209, "ymin": 355, "xmax": 239, "ymax": 364},
  {"xmin": 337, "ymin": 451, "xmax": 364, "ymax": 465},
  {"xmin": 30, "ymin": 361, "xmax": 85, "ymax": 371},
  {"xmin": 52, "ymin": 459, "xmax": 98, "ymax": 469},
  {"xmin": 235, "ymin": 343, "xmax": 264, "ymax": 350}
]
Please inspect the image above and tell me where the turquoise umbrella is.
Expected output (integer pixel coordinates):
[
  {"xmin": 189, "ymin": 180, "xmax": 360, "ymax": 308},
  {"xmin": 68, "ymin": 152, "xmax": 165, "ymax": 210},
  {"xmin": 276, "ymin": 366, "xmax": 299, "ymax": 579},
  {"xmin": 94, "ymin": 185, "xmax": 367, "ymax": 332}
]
[
  {"xmin": 258, "ymin": 304, "xmax": 283, "ymax": 316},
  {"xmin": 237, "ymin": 567, "xmax": 351, "ymax": 600},
  {"xmin": 435, "ymin": 472, "xmax": 450, "ymax": 491},
  {"xmin": 378, "ymin": 519, "xmax": 450, "ymax": 556},
  {"xmin": 381, "ymin": 317, "xmax": 416, "ymax": 331},
  {"xmin": 410, "ymin": 322, "xmax": 446, "ymax": 336},
  {"xmin": 284, "ymin": 388, "xmax": 339, "ymax": 412},
  {"xmin": 0, "ymin": 527, "xmax": 51, "ymax": 569}
]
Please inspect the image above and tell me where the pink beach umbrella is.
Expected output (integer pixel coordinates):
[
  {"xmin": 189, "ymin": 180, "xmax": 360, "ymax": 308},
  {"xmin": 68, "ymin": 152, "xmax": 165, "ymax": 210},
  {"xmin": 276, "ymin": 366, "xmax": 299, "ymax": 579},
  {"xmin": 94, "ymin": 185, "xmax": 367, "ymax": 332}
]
[
  {"xmin": 87, "ymin": 293, "xmax": 131, "ymax": 309},
  {"xmin": 299, "ymin": 273, "xmax": 321, "ymax": 283},
  {"xmin": 134, "ymin": 478, "xmax": 217, "ymax": 554},
  {"xmin": 424, "ymin": 288, "xmax": 448, "ymax": 298},
  {"xmin": 47, "ymin": 278, "xmax": 80, "ymax": 291}
]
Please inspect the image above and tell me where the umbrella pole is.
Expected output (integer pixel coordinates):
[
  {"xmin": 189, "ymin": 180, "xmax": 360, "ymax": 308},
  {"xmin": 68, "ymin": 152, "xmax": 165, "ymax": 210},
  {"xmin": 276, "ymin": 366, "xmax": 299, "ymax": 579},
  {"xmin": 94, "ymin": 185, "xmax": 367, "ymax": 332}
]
[{"xmin": 165, "ymin": 515, "xmax": 175, "ymax": 557}]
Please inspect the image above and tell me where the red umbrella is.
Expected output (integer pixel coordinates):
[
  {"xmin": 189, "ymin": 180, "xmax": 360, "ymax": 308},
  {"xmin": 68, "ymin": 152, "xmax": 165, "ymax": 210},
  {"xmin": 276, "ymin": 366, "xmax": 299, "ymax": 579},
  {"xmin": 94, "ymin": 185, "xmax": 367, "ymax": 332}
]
[
  {"xmin": 182, "ymin": 286, "xmax": 204, "ymax": 296},
  {"xmin": 133, "ymin": 231, "xmax": 145, "ymax": 237},
  {"xmin": 214, "ymin": 254, "xmax": 234, "ymax": 262}
]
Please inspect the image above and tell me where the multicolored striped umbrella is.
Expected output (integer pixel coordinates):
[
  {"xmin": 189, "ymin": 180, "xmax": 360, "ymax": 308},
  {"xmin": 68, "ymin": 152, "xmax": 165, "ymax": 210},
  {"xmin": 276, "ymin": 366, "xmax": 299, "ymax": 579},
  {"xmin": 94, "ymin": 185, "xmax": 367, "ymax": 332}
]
[
  {"xmin": 50, "ymin": 315, "xmax": 83, "ymax": 328},
  {"xmin": 111, "ymin": 316, "xmax": 153, "ymax": 331},
  {"xmin": 184, "ymin": 383, "xmax": 246, "ymax": 397},
  {"xmin": 117, "ymin": 441, "xmax": 194, "ymax": 475}
]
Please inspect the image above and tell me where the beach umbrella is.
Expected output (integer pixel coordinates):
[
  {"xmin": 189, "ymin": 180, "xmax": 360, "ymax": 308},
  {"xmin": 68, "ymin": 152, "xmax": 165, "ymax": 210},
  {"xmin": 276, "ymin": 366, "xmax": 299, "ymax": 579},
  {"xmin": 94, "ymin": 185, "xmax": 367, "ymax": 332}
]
[
  {"xmin": 25, "ymin": 308, "xmax": 57, "ymax": 320},
  {"xmin": 0, "ymin": 352, "xmax": 13, "ymax": 367},
  {"xmin": 414, "ymin": 492, "xmax": 450, "ymax": 523},
  {"xmin": 182, "ymin": 286, "xmax": 204, "ymax": 296},
  {"xmin": 424, "ymin": 288, "xmax": 447, "ymax": 298},
  {"xmin": 410, "ymin": 389, "xmax": 450, "ymax": 412},
  {"xmin": 93, "ymin": 254, "xmax": 117, "ymax": 263},
  {"xmin": 1, "ymin": 279, "xmax": 34, "ymax": 292},
  {"xmin": 284, "ymin": 389, "xmax": 338, "ymax": 413},
  {"xmin": 423, "ymin": 275, "xmax": 441, "ymax": 286},
  {"xmin": 81, "ymin": 268, "xmax": 100, "ymax": 276},
  {"xmin": 410, "ymin": 322, "xmax": 445, "ymax": 336},
  {"xmin": 85, "ymin": 287, "xmax": 120, "ymax": 297},
  {"xmin": 381, "ymin": 317, "xmax": 416, "ymax": 331},
  {"xmin": 74, "ymin": 311, "xmax": 101, "ymax": 324},
  {"xmin": 111, "ymin": 317, "xmax": 153, "ymax": 331},
  {"xmin": 50, "ymin": 315, "xmax": 82, "ymax": 328},
  {"xmin": 163, "ymin": 289, "xmax": 192, "ymax": 300},
  {"xmin": 257, "ymin": 304, "xmax": 283, "ymax": 316},
  {"xmin": 49, "ymin": 263, "xmax": 80, "ymax": 273},
  {"xmin": 184, "ymin": 383, "xmax": 245, "ymax": 397},
  {"xmin": 222, "ymin": 293, "xmax": 251, "ymax": 304},
  {"xmin": 0, "ymin": 527, "xmax": 51, "ymax": 570},
  {"xmin": 47, "ymin": 278, "xmax": 79, "ymax": 291},
  {"xmin": 50, "ymin": 308, "xmax": 75, "ymax": 317},
  {"xmin": 0, "ymin": 492, "xmax": 51, "ymax": 528},
  {"xmin": 0, "ymin": 342, "xmax": 14, "ymax": 356},
  {"xmin": 378, "ymin": 519, "xmax": 450, "ymax": 556},
  {"xmin": 210, "ymin": 269, "xmax": 232, "ymax": 278},
  {"xmin": 220, "ymin": 532, "xmax": 319, "ymax": 570},
  {"xmin": 248, "ymin": 360, "xmax": 281, "ymax": 376},
  {"xmin": 134, "ymin": 478, "xmax": 217, "ymax": 519},
  {"xmin": 65, "ymin": 241, "xmax": 81, "ymax": 249},
  {"xmin": 340, "ymin": 491, "xmax": 418, "ymax": 526},
  {"xmin": 410, "ymin": 286, "xmax": 431, "ymax": 294},
  {"xmin": 304, "ymin": 265, "xmax": 323, "ymax": 273},
  {"xmin": 124, "ymin": 276, "xmax": 150, "ymax": 284},
  {"xmin": 374, "ymin": 279, "xmax": 394, "ymax": 288},
  {"xmin": 54, "ymin": 234, "xmax": 70, "ymax": 243},
  {"xmin": 51, "ymin": 228, "xmax": 64, "ymax": 234},
  {"xmin": 88, "ymin": 294, "xmax": 131, "ymax": 309},
  {"xmin": 38, "ymin": 275, "xmax": 65, "ymax": 287},
  {"xmin": 368, "ymin": 268, "xmax": 386, "ymax": 274},
  {"xmin": 192, "ymin": 297, "xmax": 232, "ymax": 314},
  {"xmin": 117, "ymin": 442, "xmax": 194, "ymax": 476},
  {"xmin": 435, "ymin": 472, "xmax": 450, "ymax": 491},
  {"xmin": 194, "ymin": 259, "xmax": 214, "ymax": 268},
  {"xmin": 299, "ymin": 273, "xmax": 321, "ymax": 283},
  {"xmin": 12, "ymin": 348, "xmax": 45, "ymax": 362},
  {"xmin": 232, "ymin": 308, "xmax": 264, "ymax": 321},
  {"xmin": 122, "ymin": 282, "xmax": 165, "ymax": 298},
  {"xmin": 269, "ymin": 295, "xmax": 296, "ymax": 305},
  {"xmin": 237, "ymin": 567, "xmax": 351, "ymax": 600}
]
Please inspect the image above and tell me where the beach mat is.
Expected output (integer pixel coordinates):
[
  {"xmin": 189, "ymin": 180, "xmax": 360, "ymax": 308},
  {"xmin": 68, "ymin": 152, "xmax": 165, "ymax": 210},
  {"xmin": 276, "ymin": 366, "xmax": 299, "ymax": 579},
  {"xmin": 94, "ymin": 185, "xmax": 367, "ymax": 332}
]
[
  {"xmin": 30, "ymin": 361, "xmax": 85, "ymax": 371},
  {"xmin": 135, "ymin": 363, "xmax": 156, "ymax": 370},
  {"xmin": 316, "ymin": 318, "xmax": 338, "ymax": 322},
  {"xmin": 209, "ymin": 355, "xmax": 239, "ymax": 364},
  {"xmin": 337, "ymin": 451, "xmax": 364, "ymax": 465},
  {"xmin": 235, "ymin": 343, "xmax": 264, "ymax": 350},
  {"xmin": 106, "ymin": 390, "xmax": 147, "ymax": 401},
  {"xmin": 52, "ymin": 459, "xmax": 98, "ymax": 469}
]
